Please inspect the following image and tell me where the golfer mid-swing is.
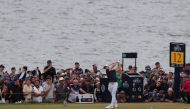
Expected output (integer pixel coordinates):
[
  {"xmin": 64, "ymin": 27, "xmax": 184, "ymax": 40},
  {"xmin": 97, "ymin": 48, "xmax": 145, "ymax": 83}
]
[{"xmin": 104, "ymin": 62, "xmax": 119, "ymax": 109}]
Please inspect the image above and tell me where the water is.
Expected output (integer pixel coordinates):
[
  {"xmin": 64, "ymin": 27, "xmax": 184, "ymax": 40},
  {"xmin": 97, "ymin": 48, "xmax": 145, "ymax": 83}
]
[{"xmin": 0, "ymin": 0, "xmax": 190, "ymax": 72}]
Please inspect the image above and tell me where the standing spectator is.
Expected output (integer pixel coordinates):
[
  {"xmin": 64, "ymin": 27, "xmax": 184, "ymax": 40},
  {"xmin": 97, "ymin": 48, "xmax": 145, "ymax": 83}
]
[
  {"xmin": 32, "ymin": 67, "xmax": 42, "ymax": 79},
  {"xmin": 23, "ymin": 79, "xmax": 33, "ymax": 103},
  {"xmin": 152, "ymin": 62, "xmax": 163, "ymax": 74},
  {"xmin": 10, "ymin": 79, "xmax": 24, "ymax": 103},
  {"xmin": 33, "ymin": 80, "xmax": 44, "ymax": 103},
  {"xmin": 144, "ymin": 65, "xmax": 152, "ymax": 78},
  {"xmin": 0, "ymin": 65, "xmax": 5, "ymax": 78},
  {"xmin": 43, "ymin": 77, "xmax": 55, "ymax": 102},
  {"xmin": 44, "ymin": 60, "xmax": 56, "ymax": 82},
  {"xmin": 92, "ymin": 64, "xmax": 100, "ymax": 75},
  {"xmin": 19, "ymin": 66, "xmax": 27, "ymax": 80},
  {"xmin": 73, "ymin": 62, "xmax": 83, "ymax": 75},
  {"xmin": 181, "ymin": 76, "xmax": 190, "ymax": 103},
  {"xmin": 10, "ymin": 67, "xmax": 16, "ymax": 79}
]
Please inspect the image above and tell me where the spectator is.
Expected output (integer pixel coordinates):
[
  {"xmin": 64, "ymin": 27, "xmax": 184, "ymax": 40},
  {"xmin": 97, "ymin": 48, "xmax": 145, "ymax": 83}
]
[
  {"xmin": 44, "ymin": 60, "xmax": 56, "ymax": 82},
  {"xmin": 94, "ymin": 82, "xmax": 102, "ymax": 102},
  {"xmin": 32, "ymin": 67, "xmax": 42, "ymax": 79},
  {"xmin": 10, "ymin": 79, "xmax": 24, "ymax": 103},
  {"xmin": 33, "ymin": 80, "xmax": 44, "ymax": 103},
  {"xmin": 1, "ymin": 78, "xmax": 11, "ymax": 103},
  {"xmin": 181, "ymin": 76, "xmax": 190, "ymax": 103},
  {"xmin": 92, "ymin": 64, "xmax": 99, "ymax": 74},
  {"xmin": 10, "ymin": 67, "xmax": 16, "ymax": 79},
  {"xmin": 18, "ymin": 66, "xmax": 28, "ymax": 80},
  {"xmin": 165, "ymin": 88, "xmax": 174, "ymax": 102},
  {"xmin": 148, "ymin": 89, "xmax": 158, "ymax": 102},
  {"xmin": 144, "ymin": 65, "xmax": 152, "ymax": 78},
  {"xmin": 73, "ymin": 62, "xmax": 83, "ymax": 75},
  {"xmin": 117, "ymin": 90, "xmax": 126, "ymax": 103},
  {"xmin": 55, "ymin": 77, "xmax": 69, "ymax": 103},
  {"xmin": 0, "ymin": 65, "xmax": 5, "ymax": 78},
  {"xmin": 168, "ymin": 72, "xmax": 174, "ymax": 88},
  {"xmin": 152, "ymin": 62, "xmax": 163, "ymax": 74},
  {"xmin": 157, "ymin": 90, "xmax": 165, "ymax": 102},
  {"xmin": 68, "ymin": 79, "xmax": 87, "ymax": 102},
  {"xmin": 23, "ymin": 79, "xmax": 33, "ymax": 103},
  {"xmin": 43, "ymin": 77, "xmax": 55, "ymax": 102}
]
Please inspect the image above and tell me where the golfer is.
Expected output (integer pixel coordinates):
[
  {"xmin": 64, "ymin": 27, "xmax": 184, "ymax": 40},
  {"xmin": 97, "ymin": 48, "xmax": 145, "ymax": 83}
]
[{"xmin": 104, "ymin": 62, "xmax": 119, "ymax": 109}]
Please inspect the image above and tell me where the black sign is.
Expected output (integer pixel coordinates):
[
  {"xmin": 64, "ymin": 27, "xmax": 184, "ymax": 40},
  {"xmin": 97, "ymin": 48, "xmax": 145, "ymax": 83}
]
[
  {"xmin": 170, "ymin": 42, "xmax": 186, "ymax": 67},
  {"xmin": 122, "ymin": 53, "xmax": 137, "ymax": 58}
]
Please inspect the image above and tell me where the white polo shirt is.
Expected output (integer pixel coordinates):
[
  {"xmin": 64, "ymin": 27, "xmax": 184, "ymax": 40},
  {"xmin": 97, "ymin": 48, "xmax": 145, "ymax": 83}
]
[{"xmin": 33, "ymin": 86, "xmax": 44, "ymax": 102}]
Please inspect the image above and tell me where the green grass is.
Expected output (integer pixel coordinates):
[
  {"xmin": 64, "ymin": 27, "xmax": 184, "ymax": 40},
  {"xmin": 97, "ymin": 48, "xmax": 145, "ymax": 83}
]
[{"xmin": 0, "ymin": 103, "xmax": 189, "ymax": 109}]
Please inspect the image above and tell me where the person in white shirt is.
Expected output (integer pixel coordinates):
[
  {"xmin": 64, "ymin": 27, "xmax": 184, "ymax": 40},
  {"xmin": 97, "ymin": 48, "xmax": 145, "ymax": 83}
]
[
  {"xmin": 43, "ymin": 76, "xmax": 55, "ymax": 102},
  {"xmin": 33, "ymin": 80, "xmax": 44, "ymax": 103}
]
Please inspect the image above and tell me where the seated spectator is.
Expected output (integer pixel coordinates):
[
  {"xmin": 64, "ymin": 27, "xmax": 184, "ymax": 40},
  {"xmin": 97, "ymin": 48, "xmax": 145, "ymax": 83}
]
[
  {"xmin": 143, "ymin": 88, "xmax": 149, "ymax": 102},
  {"xmin": 33, "ymin": 80, "xmax": 44, "ymax": 103},
  {"xmin": 23, "ymin": 79, "xmax": 33, "ymax": 103},
  {"xmin": 94, "ymin": 82, "xmax": 102, "ymax": 102},
  {"xmin": 117, "ymin": 90, "xmax": 126, "ymax": 103},
  {"xmin": 165, "ymin": 88, "xmax": 174, "ymax": 102},
  {"xmin": 148, "ymin": 89, "xmax": 158, "ymax": 102},
  {"xmin": 155, "ymin": 81, "xmax": 162, "ymax": 92},
  {"xmin": 43, "ymin": 77, "xmax": 55, "ymax": 102},
  {"xmin": 10, "ymin": 79, "xmax": 24, "ymax": 103},
  {"xmin": 157, "ymin": 90, "xmax": 165, "ymax": 102},
  {"xmin": 181, "ymin": 76, "xmax": 190, "ymax": 103},
  {"xmin": 55, "ymin": 77, "xmax": 69, "ymax": 103},
  {"xmin": 68, "ymin": 79, "xmax": 87, "ymax": 102}
]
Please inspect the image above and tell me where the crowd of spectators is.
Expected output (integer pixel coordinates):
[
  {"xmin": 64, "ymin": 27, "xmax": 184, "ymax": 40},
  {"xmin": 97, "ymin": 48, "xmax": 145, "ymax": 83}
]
[{"xmin": 0, "ymin": 60, "xmax": 190, "ymax": 104}]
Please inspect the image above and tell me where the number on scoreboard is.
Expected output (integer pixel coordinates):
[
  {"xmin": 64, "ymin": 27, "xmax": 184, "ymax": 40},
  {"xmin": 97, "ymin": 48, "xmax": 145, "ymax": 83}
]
[
  {"xmin": 171, "ymin": 52, "xmax": 184, "ymax": 65},
  {"xmin": 170, "ymin": 42, "xmax": 186, "ymax": 67}
]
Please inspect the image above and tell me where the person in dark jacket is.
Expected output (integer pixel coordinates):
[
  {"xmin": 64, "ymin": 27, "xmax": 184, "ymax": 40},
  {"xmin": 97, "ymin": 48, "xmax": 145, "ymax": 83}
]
[{"xmin": 44, "ymin": 60, "xmax": 56, "ymax": 82}]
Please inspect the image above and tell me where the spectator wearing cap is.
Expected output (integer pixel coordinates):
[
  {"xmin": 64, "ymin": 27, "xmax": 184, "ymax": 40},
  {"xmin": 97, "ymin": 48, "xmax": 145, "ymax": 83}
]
[
  {"xmin": 73, "ymin": 62, "xmax": 83, "ymax": 75},
  {"xmin": 152, "ymin": 62, "xmax": 163, "ymax": 75},
  {"xmin": 144, "ymin": 65, "xmax": 152, "ymax": 78},
  {"xmin": 18, "ymin": 66, "xmax": 28, "ymax": 80},
  {"xmin": 44, "ymin": 60, "xmax": 56, "ymax": 82},
  {"xmin": 55, "ymin": 77, "xmax": 69, "ymax": 103},
  {"xmin": 0, "ymin": 65, "xmax": 5, "ymax": 78}
]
